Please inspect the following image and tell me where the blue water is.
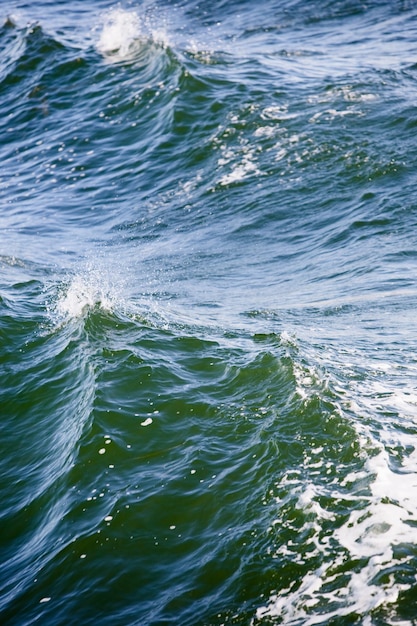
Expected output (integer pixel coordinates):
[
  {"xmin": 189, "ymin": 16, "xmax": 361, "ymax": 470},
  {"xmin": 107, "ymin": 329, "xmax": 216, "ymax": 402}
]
[{"xmin": 2, "ymin": 1, "xmax": 417, "ymax": 624}]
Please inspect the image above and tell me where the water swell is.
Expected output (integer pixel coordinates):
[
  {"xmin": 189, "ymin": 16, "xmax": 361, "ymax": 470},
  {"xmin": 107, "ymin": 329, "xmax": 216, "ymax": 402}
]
[
  {"xmin": 0, "ymin": 262, "xmax": 357, "ymax": 623},
  {"xmin": 2, "ymin": 262, "xmax": 417, "ymax": 623}
]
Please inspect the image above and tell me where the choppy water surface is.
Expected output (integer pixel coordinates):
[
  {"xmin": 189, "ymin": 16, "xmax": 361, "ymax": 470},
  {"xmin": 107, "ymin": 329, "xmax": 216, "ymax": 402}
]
[{"xmin": 2, "ymin": 1, "xmax": 417, "ymax": 624}]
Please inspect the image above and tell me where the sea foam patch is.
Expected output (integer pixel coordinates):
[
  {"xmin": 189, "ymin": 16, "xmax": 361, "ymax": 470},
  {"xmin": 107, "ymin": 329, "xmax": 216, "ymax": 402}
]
[
  {"xmin": 255, "ymin": 457, "xmax": 416, "ymax": 625},
  {"xmin": 253, "ymin": 358, "xmax": 417, "ymax": 625}
]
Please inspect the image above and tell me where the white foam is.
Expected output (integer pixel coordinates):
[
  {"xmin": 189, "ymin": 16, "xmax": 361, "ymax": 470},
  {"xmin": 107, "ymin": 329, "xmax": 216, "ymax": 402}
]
[
  {"xmin": 261, "ymin": 105, "xmax": 297, "ymax": 121},
  {"xmin": 96, "ymin": 8, "xmax": 170, "ymax": 61},
  {"xmin": 256, "ymin": 462, "xmax": 414, "ymax": 623},
  {"xmin": 53, "ymin": 265, "xmax": 122, "ymax": 323},
  {"xmin": 219, "ymin": 159, "xmax": 259, "ymax": 186},
  {"xmin": 254, "ymin": 331, "xmax": 417, "ymax": 625},
  {"xmin": 309, "ymin": 108, "xmax": 362, "ymax": 124},
  {"xmin": 96, "ymin": 8, "xmax": 143, "ymax": 60},
  {"xmin": 307, "ymin": 86, "xmax": 378, "ymax": 105},
  {"xmin": 56, "ymin": 275, "xmax": 111, "ymax": 319},
  {"xmin": 218, "ymin": 146, "xmax": 261, "ymax": 186}
]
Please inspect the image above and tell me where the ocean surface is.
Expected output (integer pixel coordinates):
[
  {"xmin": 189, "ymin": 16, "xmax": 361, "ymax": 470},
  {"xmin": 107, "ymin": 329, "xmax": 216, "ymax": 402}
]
[{"xmin": 2, "ymin": 1, "xmax": 417, "ymax": 624}]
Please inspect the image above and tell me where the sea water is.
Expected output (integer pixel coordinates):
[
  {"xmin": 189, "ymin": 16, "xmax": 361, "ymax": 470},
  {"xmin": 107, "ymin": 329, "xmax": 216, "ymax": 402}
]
[{"xmin": 2, "ymin": 1, "xmax": 417, "ymax": 624}]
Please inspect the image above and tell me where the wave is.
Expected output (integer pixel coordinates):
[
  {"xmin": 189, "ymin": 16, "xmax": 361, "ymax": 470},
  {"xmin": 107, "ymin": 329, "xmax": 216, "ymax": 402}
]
[
  {"xmin": 1, "ymin": 294, "xmax": 350, "ymax": 621},
  {"xmin": 2, "ymin": 259, "xmax": 417, "ymax": 623}
]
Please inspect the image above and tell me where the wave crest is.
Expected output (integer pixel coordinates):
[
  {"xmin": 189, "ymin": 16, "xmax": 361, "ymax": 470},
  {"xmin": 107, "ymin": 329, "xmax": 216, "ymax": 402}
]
[
  {"xmin": 55, "ymin": 271, "xmax": 118, "ymax": 321},
  {"xmin": 96, "ymin": 8, "xmax": 169, "ymax": 62}
]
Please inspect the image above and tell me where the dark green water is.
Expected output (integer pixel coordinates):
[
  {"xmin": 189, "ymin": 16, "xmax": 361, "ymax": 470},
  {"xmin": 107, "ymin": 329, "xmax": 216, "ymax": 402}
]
[{"xmin": 2, "ymin": 1, "xmax": 417, "ymax": 624}]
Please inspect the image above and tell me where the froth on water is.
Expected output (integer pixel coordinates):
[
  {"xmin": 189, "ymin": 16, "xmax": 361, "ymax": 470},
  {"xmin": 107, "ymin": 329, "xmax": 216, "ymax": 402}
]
[
  {"xmin": 51, "ymin": 263, "xmax": 126, "ymax": 324},
  {"xmin": 96, "ymin": 7, "xmax": 170, "ymax": 61}
]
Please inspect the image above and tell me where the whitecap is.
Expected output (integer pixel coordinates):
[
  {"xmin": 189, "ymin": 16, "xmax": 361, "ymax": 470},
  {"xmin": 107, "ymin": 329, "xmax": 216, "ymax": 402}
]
[
  {"xmin": 51, "ymin": 263, "xmax": 125, "ymax": 324},
  {"xmin": 96, "ymin": 8, "xmax": 143, "ymax": 60},
  {"xmin": 55, "ymin": 274, "xmax": 113, "ymax": 319},
  {"xmin": 96, "ymin": 8, "xmax": 170, "ymax": 62}
]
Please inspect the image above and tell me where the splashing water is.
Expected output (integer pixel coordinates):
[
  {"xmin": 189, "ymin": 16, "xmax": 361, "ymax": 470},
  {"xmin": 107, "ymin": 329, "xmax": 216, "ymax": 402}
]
[
  {"xmin": 54, "ymin": 270, "xmax": 118, "ymax": 321},
  {"xmin": 95, "ymin": 7, "xmax": 170, "ymax": 61},
  {"xmin": 96, "ymin": 8, "xmax": 142, "ymax": 59}
]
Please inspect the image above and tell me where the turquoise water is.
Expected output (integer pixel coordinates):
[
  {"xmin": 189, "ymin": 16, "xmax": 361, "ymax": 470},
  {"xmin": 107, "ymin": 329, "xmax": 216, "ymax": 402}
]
[{"xmin": 2, "ymin": 1, "xmax": 417, "ymax": 624}]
